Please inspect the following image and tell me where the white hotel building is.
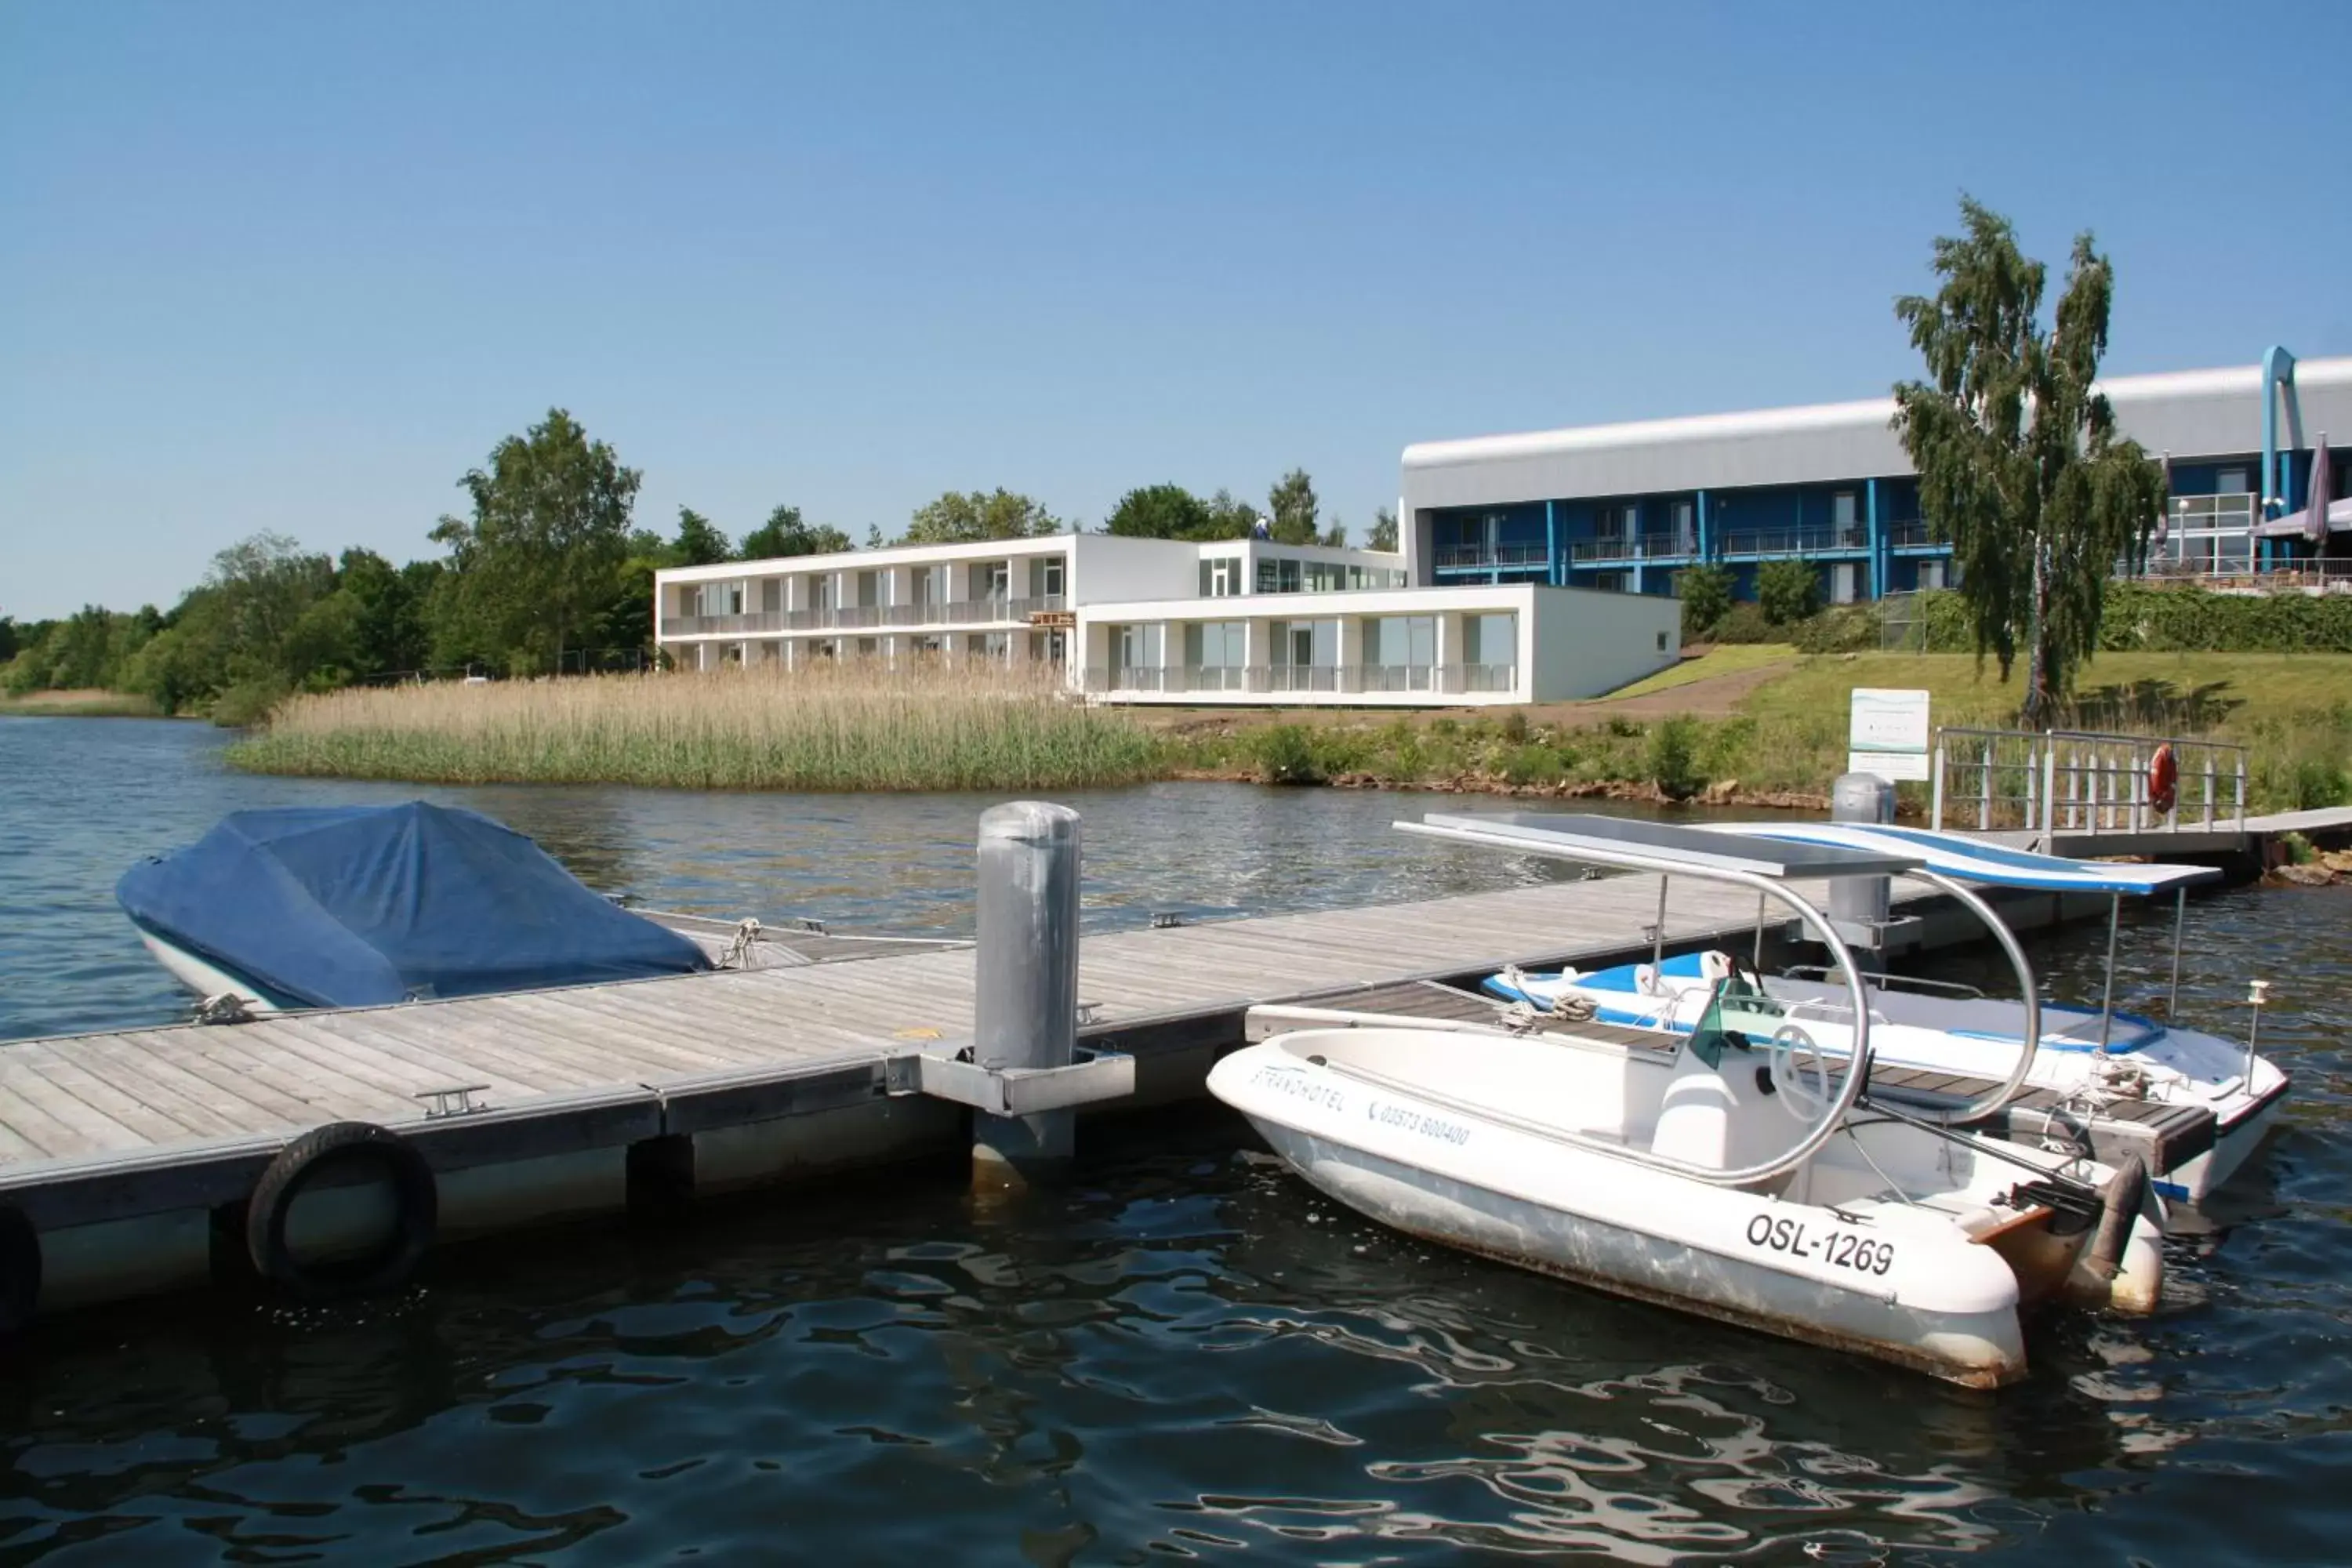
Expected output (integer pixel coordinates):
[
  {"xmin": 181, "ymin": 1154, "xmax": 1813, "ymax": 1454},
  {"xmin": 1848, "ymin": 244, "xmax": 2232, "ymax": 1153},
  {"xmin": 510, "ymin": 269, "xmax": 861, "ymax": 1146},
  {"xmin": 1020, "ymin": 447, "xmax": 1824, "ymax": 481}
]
[{"xmin": 655, "ymin": 532, "xmax": 1683, "ymax": 706}]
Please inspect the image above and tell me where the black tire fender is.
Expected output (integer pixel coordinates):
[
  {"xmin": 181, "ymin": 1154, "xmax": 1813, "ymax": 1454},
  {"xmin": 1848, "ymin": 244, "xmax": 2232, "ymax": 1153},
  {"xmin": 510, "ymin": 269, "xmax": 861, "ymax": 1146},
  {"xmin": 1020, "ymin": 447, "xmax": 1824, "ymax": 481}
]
[
  {"xmin": 0, "ymin": 1205, "xmax": 39, "ymax": 1332},
  {"xmin": 245, "ymin": 1122, "xmax": 437, "ymax": 1299}
]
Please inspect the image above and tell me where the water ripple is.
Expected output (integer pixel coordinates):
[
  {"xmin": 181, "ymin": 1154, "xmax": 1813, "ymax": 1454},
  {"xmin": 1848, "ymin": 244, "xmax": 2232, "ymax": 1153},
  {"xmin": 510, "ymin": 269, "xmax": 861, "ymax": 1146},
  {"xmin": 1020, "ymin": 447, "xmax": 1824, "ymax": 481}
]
[{"xmin": 0, "ymin": 719, "xmax": 2347, "ymax": 1564}]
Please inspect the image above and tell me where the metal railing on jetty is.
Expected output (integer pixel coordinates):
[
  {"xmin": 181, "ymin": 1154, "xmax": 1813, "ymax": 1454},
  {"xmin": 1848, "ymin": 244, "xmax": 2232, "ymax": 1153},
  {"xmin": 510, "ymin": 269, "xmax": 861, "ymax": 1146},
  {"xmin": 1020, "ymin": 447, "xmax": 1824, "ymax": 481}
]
[{"xmin": 1930, "ymin": 726, "xmax": 2247, "ymax": 838}]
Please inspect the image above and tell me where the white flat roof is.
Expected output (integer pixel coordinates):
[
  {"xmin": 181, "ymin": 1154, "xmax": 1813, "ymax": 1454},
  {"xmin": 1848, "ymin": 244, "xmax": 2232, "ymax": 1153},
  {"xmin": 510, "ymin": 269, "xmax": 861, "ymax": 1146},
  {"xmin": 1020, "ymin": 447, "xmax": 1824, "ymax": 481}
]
[
  {"xmin": 657, "ymin": 532, "xmax": 1406, "ymax": 586},
  {"xmin": 655, "ymin": 530, "xmax": 1188, "ymax": 586},
  {"xmin": 1075, "ymin": 582, "xmax": 1635, "ymax": 620},
  {"xmin": 1401, "ymin": 354, "xmax": 2352, "ymax": 509}
]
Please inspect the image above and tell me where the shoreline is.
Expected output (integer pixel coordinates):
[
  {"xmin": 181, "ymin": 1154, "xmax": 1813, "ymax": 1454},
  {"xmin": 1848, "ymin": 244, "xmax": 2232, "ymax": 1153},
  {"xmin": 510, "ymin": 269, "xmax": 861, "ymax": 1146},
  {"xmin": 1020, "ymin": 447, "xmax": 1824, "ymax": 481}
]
[
  {"xmin": 45, "ymin": 645, "xmax": 2352, "ymax": 819},
  {"xmin": 1162, "ymin": 763, "xmax": 1836, "ymax": 813}
]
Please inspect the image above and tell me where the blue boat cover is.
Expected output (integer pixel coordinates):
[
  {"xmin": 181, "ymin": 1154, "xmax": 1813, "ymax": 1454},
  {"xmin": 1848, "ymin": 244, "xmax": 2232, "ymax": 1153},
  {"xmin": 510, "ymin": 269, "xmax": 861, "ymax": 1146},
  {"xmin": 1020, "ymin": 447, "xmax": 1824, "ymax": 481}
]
[{"xmin": 118, "ymin": 802, "xmax": 712, "ymax": 1008}]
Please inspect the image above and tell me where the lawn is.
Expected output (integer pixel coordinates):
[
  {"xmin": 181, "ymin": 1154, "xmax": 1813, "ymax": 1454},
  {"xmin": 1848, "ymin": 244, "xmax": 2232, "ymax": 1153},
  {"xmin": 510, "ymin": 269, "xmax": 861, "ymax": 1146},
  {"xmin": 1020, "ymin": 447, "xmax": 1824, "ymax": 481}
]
[
  {"xmin": 1602, "ymin": 643, "xmax": 1800, "ymax": 701},
  {"xmin": 1737, "ymin": 650, "xmax": 2352, "ymax": 732}
]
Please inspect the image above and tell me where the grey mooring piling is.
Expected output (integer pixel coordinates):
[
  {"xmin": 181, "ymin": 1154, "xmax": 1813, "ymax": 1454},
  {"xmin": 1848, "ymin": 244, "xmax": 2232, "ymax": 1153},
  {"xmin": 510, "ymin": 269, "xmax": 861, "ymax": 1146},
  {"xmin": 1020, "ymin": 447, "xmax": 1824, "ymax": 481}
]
[
  {"xmin": 971, "ymin": 800, "xmax": 1083, "ymax": 1191},
  {"xmin": 1829, "ymin": 771, "xmax": 1896, "ymax": 949}
]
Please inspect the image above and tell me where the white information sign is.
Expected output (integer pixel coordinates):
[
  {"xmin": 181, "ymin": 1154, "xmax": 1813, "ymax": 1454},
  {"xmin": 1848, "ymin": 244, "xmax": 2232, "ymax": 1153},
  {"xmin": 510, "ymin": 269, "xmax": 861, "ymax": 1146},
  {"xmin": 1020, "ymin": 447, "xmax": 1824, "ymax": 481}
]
[{"xmin": 1847, "ymin": 688, "xmax": 1932, "ymax": 782}]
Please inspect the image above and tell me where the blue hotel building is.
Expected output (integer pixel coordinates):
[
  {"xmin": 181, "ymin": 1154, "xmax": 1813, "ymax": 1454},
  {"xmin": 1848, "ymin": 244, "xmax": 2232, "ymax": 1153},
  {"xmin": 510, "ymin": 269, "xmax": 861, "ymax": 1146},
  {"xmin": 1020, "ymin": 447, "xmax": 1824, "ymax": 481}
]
[{"xmin": 1398, "ymin": 348, "xmax": 2352, "ymax": 602}]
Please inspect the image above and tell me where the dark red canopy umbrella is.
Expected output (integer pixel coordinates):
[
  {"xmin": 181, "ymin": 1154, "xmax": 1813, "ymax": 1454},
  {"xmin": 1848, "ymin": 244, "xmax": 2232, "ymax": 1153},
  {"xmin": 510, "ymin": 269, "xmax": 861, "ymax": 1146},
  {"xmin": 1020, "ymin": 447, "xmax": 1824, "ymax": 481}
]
[{"xmin": 2306, "ymin": 434, "xmax": 2334, "ymax": 545}]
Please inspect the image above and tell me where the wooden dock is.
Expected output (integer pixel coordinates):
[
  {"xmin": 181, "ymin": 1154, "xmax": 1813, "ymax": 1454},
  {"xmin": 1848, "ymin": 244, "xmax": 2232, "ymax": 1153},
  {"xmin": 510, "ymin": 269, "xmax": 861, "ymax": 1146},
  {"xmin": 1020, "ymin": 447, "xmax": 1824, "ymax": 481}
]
[{"xmin": 0, "ymin": 866, "xmax": 2170, "ymax": 1319}]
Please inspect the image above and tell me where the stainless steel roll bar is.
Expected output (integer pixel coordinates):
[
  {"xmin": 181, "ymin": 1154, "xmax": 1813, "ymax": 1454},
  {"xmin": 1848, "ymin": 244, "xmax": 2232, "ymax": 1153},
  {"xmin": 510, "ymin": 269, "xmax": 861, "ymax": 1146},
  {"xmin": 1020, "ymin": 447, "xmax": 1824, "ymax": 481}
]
[
  {"xmin": 1388, "ymin": 816, "xmax": 2045, "ymax": 1182},
  {"xmin": 1393, "ymin": 820, "xmax": 1882, "ymax": 1187}
]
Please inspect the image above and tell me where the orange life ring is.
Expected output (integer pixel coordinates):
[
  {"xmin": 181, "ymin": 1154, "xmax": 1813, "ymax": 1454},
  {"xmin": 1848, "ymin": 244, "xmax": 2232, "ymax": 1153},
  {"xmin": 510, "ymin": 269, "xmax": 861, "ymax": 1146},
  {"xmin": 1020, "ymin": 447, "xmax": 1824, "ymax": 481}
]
[{"xmin": 2148, "ymin": 744, "xmax": 2180, "ymax": 815}]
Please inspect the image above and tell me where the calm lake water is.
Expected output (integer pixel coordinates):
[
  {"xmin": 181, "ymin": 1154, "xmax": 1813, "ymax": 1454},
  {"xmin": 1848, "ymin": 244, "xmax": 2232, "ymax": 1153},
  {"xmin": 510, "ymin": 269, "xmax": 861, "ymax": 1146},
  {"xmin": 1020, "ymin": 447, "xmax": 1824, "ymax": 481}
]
[{"xmin": 1, "ymin": 717, "xmax": 2347, "ymax": 1566}]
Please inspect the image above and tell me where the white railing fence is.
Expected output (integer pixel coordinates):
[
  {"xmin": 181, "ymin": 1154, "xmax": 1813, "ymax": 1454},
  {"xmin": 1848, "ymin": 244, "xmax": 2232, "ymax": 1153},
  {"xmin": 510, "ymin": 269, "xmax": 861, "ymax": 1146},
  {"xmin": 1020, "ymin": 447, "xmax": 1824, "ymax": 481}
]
[
  {"xmin": 1077, "ymin": 663, "xmax": 1520, "ymax": 698},
  {"xmin": 1929, "ymin": 726, "xmax": 2247, "ymax": 836}
]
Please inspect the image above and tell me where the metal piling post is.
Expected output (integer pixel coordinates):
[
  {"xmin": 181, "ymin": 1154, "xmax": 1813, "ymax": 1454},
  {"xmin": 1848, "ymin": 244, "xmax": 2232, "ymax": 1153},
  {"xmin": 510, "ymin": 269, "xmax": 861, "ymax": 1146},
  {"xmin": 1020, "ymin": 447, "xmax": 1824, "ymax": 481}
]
[{"xmin": 971, "ymin": 800, "xmax": 1083, "ymax": 1191}]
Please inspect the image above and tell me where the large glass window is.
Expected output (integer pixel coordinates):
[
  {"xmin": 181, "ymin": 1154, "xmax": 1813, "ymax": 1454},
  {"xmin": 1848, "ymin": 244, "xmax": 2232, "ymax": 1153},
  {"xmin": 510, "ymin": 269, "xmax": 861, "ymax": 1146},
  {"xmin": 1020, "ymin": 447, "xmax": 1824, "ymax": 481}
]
[
  {"xmin": 1112, "ymin": 622, "xmax": 1163, "ymax": 673},
  {"xmin": 1255, "ymin": 557, "xmax": 1304, "ymax": 593},
  {"xmin": 1269, "ymin": 619, "xmax": 1338, "ymax": 664},
  {"xmin": 1365, "ymin": 616, "xmax": 1435, "ymax": 666},
  {"xmin": 1463, "ymin": 612, "xmax": 1515, "ymax": 667},
  {"xmin": 1198, "ymin": 556, "xmax": 1243, "ymax": 596},
  {"xmin": 1031, "ymin": 555, "xmax": 1066, "ymax": 601},
  {"xmin": 1183, "ymin": 621, "xmax": 1247, "ymax": 668}
]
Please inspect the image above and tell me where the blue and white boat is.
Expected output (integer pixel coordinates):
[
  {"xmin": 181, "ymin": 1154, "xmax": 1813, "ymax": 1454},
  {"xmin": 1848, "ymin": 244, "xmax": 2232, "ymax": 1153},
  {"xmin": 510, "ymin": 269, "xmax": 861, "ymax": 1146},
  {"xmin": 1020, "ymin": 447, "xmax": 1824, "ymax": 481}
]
[
  {"xmin": 1219, "ymin": 813, "xmax": 2165, "ymax": 1388},
  {"xmin": 1482, "ymin": 821, "xmax": 2288, "ymax": 1203}
]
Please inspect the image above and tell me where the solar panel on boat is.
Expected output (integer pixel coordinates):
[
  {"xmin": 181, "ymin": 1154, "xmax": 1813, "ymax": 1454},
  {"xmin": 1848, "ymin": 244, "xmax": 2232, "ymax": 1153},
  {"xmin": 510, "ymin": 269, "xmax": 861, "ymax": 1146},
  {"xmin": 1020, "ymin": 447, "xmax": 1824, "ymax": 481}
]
[{"xmin": 1406, "ymin": 811, "xmax": 1924, "ymax": 880}]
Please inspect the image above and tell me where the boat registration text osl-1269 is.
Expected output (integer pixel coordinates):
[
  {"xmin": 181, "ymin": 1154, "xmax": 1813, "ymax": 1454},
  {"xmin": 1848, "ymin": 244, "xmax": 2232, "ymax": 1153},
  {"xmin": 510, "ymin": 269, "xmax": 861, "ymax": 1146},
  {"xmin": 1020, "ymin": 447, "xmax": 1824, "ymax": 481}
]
[{"xmin": 1745, "ymin": 1213, "xmax": 1896, "ymax": 1275}]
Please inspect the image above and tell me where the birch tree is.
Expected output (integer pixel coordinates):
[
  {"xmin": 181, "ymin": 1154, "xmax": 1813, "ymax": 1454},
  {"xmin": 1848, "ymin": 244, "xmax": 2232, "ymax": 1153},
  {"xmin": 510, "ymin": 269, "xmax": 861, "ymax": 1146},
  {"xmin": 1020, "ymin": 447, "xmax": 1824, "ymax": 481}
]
[{"xmin": 1893, "ymin": 198, "xmax": 2165, "ymax": 724}]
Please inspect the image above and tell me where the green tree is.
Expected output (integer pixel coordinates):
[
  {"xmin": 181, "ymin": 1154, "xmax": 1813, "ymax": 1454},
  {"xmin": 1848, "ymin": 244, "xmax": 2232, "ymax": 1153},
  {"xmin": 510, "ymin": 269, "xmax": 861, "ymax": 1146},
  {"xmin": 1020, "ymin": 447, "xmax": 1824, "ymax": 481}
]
[
  {"xmin": 1367, "ymin": 507, "xmax": 1399, "ymax": 552},
  {"xmin": 1893, "ymin": 198, "xmax": 2165, "ymax": 723},
  {"xmin": 208, "ymin": 532, "xmax": 336, "ymax": 670},
  {"xmin": 0, "ymin": 618, "xmax": 18, "ymax": 664},
  {"xmin": 1103, "ymin": 484, "xmax": 1215, "ymax": 540},
  {"xmin": 904, "ymin": 488, "xmax": 1065, "ymax": 544},
  {"xmin": 337, "ymin": 548, "xmax": 436, "ymax": 675},
  {"xmin": 1675, "ymin": 562, "xmax": 1734, "ymax": 636},
  {"xmin": 1200, "ymin": 488, "xmax": 1261, "ymax": 540},
  {"xmin": 1268, "ymin": 468, "xmax": 1321, "ymax": 545},
  {"xmin": 670, "ymin": 506, "xmax": 733, "ymax": 566},
  {"xmin": 279, "ymin": 590, "xmax": 365, "ymax": 688},
  {"xmin": 428, "ymin": 408, "xmax": 642, "ymax": 674},
  {"xmin": 739, "ymin": 503, "xmax": 851, "ymax": 559},
  {"xmin": 1755, "ymin": 558, "xmax": 1821, "ymax": 626}
]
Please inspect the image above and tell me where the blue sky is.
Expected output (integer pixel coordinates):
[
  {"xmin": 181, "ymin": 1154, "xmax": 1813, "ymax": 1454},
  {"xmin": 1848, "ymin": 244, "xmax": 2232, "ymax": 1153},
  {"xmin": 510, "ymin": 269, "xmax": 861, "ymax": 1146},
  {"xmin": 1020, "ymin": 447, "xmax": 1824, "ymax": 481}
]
[{"xmin": 5, "ymin": 2, "xmax": 2349, "ymax": 619}]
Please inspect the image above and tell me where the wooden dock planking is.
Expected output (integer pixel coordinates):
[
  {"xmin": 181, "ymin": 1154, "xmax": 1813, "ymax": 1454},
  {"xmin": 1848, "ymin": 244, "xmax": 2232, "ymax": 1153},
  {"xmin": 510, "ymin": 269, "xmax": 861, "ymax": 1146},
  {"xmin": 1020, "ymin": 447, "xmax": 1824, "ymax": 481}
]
[{"xmin": 0, "ymin": 867, "xmax": 2098, "ymax": 1231}]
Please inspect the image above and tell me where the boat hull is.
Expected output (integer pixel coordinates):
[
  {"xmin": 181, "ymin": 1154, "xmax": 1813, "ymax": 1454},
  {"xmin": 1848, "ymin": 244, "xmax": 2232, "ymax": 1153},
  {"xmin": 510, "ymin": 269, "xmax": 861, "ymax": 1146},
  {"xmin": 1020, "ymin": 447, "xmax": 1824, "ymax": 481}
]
[
  {"xmin": 1210, "ymin": 1036, "xmax": 2046, "ymax": 1388},
  {"xmin": 1247, "ymin": 1115, "xmax": 2028, "ymax": 1388},
  {"xmin": 134, "ymin": 928, "xmax": 285, "ymax": 1013}
]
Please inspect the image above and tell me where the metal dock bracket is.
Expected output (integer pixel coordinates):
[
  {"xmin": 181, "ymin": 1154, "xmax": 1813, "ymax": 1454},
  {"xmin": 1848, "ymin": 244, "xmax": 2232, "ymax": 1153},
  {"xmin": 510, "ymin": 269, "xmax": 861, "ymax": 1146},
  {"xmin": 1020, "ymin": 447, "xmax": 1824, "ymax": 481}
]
[
  {"xmin": 914, "ymin": 1043, "xmax": 1135, "ymax": 1117},
  {"xmin": 416, "ymin": 1083, "xmax": 494, "ymax": 1118}
]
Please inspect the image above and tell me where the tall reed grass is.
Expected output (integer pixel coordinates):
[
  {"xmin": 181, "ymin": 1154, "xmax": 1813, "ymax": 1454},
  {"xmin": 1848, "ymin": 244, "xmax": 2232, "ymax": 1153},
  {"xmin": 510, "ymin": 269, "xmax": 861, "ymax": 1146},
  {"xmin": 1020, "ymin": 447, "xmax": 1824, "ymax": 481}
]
[{"xmin": 227, "ymin": 663, "xmax": 1166, "ymax": 792}]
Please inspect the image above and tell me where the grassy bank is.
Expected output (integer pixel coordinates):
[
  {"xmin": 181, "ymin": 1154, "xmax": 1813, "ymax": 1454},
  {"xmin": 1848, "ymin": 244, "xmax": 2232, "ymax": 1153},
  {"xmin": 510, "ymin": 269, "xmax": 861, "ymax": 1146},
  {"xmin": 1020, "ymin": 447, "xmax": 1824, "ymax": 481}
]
[
  {"xmin": 0, "ymin": 688, "xmax": 163, "ymax": 718},
  {"xmin": 227, "ymin": 665, "xmax": 1163, "ymax": 791},
  {"xmin": 1156, "ymin": 649, "xmax": 2352, "ymax": 814}
]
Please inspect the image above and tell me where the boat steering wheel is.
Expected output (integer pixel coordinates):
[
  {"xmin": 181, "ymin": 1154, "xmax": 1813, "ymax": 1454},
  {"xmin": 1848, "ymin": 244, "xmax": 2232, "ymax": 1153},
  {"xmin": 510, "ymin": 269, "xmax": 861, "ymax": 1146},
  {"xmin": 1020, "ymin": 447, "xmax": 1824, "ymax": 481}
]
[{"xmin": 1767, "ymin": 1022, "xmax": 1832, "ymax": 1123}]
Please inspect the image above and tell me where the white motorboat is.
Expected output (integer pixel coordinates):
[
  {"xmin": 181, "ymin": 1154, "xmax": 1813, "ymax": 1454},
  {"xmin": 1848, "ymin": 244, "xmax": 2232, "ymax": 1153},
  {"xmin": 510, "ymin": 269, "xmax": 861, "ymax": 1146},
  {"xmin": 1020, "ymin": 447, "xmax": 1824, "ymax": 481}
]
[
  {"xmin": 1212, "ymin": 814, "xmax": 2165, "ymax": 1388},
  {"xmin": 1483, "ymin": 821, "xmax": 2287, "ymax": 1202}
]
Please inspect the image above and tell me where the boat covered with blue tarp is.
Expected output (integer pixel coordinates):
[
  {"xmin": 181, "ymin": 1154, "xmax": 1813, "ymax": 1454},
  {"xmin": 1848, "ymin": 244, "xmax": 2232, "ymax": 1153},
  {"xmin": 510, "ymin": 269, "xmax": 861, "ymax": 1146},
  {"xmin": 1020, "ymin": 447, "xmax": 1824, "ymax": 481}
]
[{"xmin": 118, "ymin": 802, "xmax": 713, "ymax": 1010}]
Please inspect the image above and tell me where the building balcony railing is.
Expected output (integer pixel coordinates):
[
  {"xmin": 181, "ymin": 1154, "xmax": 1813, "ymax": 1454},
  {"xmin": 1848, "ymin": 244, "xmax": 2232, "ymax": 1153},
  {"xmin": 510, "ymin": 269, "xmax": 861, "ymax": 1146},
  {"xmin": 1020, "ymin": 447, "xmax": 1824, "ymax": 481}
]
[
  {"xmin": 1435, "ymin": 542, "xmax": 1550, "ymax": 570},
  {"xmin": 2172, "ymin": 492, "xmax": 2259, "ymax": 530},
  {"xmin": 1570, "ymin": 532, "xmax": 1695, "ymax": 563},
  {"xmin": 1081, "ymin": 662, "xmax": 1519, "ymax": 697},
  {"xmin": 2128, "ymin": 556, "xmax": 2352, "ymax": 592},
  {"xmin": 1885, "ymin": 519, "xmax": 1934, "ymax": 548},
  {"xmin": 661, "ymin": 595, "xmax": 1065, "ymax": 638},
  {"xmin": 1719, "ymin": 525, "xmax": 1867, "ymax": 557}
]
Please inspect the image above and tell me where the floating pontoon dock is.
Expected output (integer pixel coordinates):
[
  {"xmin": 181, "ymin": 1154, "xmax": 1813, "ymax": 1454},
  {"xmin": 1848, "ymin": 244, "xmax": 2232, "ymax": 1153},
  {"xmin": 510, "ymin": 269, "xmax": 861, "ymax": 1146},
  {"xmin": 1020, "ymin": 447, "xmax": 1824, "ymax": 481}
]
[{"xmin": 0, "ymin": 848, "xmax": 2228, "ymax": 1322}]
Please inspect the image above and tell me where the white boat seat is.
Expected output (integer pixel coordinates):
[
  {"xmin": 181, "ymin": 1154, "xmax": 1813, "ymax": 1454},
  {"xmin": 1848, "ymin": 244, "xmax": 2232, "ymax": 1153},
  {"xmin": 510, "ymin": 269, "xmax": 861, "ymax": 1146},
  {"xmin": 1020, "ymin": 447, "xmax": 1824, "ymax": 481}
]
[{"xmin": 1650, "ymin": 1052, "xmax": 1740, "ymax": 1169}]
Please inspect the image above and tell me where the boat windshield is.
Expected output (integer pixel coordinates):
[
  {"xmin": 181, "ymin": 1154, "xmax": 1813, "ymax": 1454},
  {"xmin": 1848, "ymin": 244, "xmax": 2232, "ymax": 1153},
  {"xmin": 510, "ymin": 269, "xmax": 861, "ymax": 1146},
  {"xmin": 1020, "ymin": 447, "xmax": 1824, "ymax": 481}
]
[{"xmin": 1688, "ymin": 976, "xmax": 1798, "ymax": 1070}]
